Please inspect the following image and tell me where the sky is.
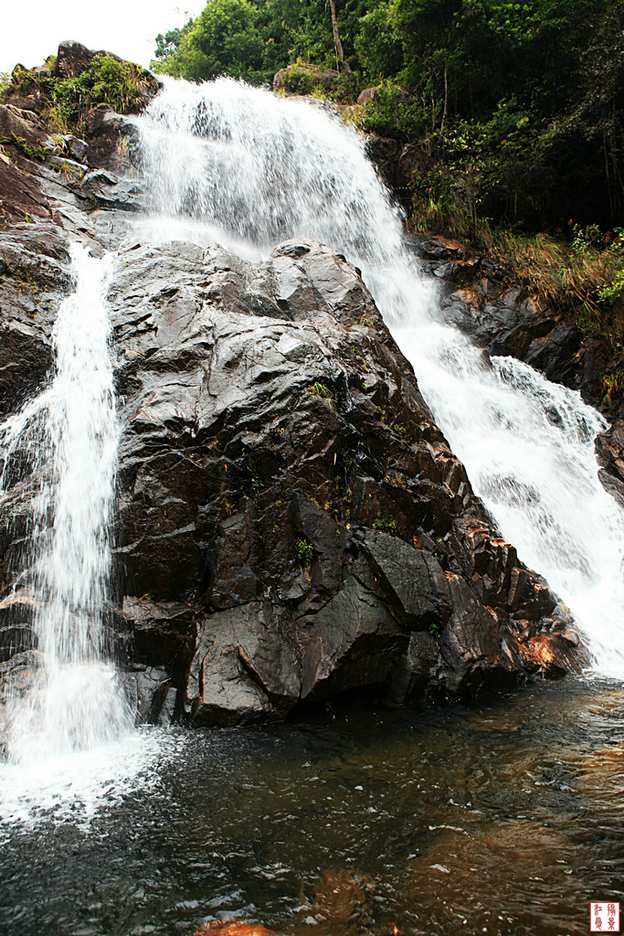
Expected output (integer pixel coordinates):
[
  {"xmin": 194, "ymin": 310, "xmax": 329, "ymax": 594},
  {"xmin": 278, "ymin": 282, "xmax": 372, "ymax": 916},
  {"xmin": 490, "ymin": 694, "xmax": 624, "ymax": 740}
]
[{"xmin": 0, "ymin": 1, "xmax": 206, "ymax": 75}]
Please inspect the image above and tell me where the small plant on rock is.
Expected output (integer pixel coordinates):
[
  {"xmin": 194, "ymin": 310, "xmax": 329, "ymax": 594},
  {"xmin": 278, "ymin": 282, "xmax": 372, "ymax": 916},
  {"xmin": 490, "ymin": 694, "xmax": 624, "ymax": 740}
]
[
  {"xmin": 296, "ymin": 537, "xmax": 314, "ymax": 567},
  {"xmin": 310, "ymin": 381, "xmax": 333, "ymax": 400},
  {"xmin": 372, "ymin": 514, "xmax": 396, "ymax": 533},
  {"xmin": 429, "ymin": 621, "xmax": 441, "ymax": 640}
]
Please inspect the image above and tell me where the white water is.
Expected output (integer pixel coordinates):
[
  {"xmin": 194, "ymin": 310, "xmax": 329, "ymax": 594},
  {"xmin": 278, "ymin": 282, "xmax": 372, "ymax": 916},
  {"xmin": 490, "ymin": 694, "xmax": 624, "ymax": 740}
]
[
  {"xmin": 0, "ymin": 245, "xmax": 133, "ymax": 768},
  {"xmin": 136, "ymin": 77, "xmax": 624, "ymax": 676}
]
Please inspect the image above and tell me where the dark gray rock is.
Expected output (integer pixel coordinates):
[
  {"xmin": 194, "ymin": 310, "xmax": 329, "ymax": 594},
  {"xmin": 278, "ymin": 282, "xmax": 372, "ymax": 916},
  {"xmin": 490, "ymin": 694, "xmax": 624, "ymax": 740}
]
[
  {"xmin": 355, "ymin": 529, "xmax": 451, "ymax": 631},
  {"xmin": 440, "ymin": 574, "xmax": 519, "ymax": 697},
  {"xmin": 62, "ymin": 134, "xmax": 88, "ymax": 163},
  {"xmin": 188, "ymin": 601, "xmax": 301, "ymax": 726},
  {"xmin": 123, "ymin": 664, "xmax": 177, "ymax": 725},
  {"xmin": 101, "ymin": 237, "xmax": 583, "ymax": 722},
  {"xmin": 385, "ymin": 630, "xmax": 440, "ymax": 704},
  {"xmin": 0, "ymin": 226, "xmax": 72, "ymax": 415},
  {"xmin": 75, "ymin": 169, "xmax": 145, "ymax": 212},
  {"xmin": 298, "ymin": 573, "xmax": 407, "ymax": 702}
]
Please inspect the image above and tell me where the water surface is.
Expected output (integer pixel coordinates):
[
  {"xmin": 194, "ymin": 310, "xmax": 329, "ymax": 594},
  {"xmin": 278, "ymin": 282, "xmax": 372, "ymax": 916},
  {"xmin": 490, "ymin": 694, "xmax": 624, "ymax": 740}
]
[{"xmin": 1, "ymin": 678, "xmax": 623, "ymax": 936}]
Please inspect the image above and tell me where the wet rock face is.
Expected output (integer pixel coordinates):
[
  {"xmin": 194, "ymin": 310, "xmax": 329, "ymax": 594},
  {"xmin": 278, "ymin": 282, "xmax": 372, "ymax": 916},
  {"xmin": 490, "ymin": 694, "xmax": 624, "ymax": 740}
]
[
  {"xmin": 406, "ymin": 234, "xmax": 609, "ymax": 405},
  {"xmin": 0, "ymin": 224, "xmax": 71, "ymax": 415},
  {"xmin": 103, "ymin": 237, "xmax": 585, "ymax": 725},
  {"xmin": 595, "ymin": 421, "xmax": 624, "ymax": 506}
]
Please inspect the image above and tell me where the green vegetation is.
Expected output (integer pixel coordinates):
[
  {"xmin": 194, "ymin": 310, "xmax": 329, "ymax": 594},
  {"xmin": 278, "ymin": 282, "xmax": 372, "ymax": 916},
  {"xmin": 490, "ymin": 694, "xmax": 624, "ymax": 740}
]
[
  {"xmin": 429, "ymin": 620, "xmax": 441, "ymax": 640},
  {"xmin": 6, "ymin": 137, "xmax": 47, "ymax": 161},
  {"xmin": 152, "ymin": 0, "xmax": 348, "ymax": 85},
  {"xmin": 372, "ymin": 514, "xmax": 397, "ymax": 533},
  {"xmin": 310, "ymin": 381, "xmax": 334, "ymax": 400},
  {"xmin": 1, "ymin": 54, "xmax": 156, "ymax": 133},
  {"xmin": 296, "ymin": 537, "xmax": 314, "ymax": 566}
]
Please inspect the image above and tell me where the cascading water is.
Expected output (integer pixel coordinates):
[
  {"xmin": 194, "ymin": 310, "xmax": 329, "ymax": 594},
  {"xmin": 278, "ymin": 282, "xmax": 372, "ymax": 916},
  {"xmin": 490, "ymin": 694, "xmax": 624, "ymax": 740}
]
[
  {"xmin": 135, "ymin": 77, "xmax": 624, "ymax": 676},
  {"xmin": 0, "ymin": 244, "xmax": 132, "ymax": 767}
]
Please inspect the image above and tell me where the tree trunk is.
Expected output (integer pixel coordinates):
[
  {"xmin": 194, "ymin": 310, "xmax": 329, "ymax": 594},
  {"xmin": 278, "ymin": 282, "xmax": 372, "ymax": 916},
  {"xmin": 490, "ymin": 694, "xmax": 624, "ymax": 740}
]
[
  {"xmin": 440, "ymin": 63, "xmax": 448, "ymax": 133},
  {"xmin": 328, "ymin": 0, "xmax": 353, "ymax": 74}
]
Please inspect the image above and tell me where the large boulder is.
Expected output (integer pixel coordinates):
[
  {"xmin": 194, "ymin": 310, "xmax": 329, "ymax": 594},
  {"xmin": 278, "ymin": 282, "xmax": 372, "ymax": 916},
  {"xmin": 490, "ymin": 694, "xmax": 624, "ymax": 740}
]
[
  {"xmin": 54, "ymin": 40, "xmax": 100, "ymax": 79},
  {"xmin": 273, "ymin": 64, "xmax": 356, "ymax": 102},
  {"xmin": 99, "ymin": 237, "xmax": 585, "ymax": 724}
]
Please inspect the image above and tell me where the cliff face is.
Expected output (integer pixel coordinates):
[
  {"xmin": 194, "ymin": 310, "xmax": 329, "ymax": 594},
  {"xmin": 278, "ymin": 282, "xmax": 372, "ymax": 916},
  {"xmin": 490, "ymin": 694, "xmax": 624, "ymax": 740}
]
[{"xmin": 0, "ymin": 44, "xmax": 587, "ymax": 729}]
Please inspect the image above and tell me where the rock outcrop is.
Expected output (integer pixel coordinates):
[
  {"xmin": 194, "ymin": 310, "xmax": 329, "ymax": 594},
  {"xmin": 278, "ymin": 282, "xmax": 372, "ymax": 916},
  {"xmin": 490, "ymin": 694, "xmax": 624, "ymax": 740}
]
[
  {"xmin": 0, "ymin": 46, "xmax": 588, "ymax": 730},
  {"xmin": 102, "ymin": 237, "xmax": 584, "ymax": 725}
]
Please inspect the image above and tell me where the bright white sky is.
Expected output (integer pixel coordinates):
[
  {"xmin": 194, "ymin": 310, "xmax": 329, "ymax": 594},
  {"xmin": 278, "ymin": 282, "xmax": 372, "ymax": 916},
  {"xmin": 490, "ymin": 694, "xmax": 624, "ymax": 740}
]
[{"xmin": 0, "ymin": 1, "xmax": 207, "ymax": 75}]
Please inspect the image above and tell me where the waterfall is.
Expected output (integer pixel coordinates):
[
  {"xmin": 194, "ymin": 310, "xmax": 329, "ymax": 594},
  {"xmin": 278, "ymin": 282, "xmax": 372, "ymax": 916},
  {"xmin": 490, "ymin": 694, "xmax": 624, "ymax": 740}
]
[
  {"xmin": 0, "ymin": 245, "xmax": 132, "ymax": 766},
  {"xmin": 135, "ymin": 76, "xmax": 624, "ymax": 677}
]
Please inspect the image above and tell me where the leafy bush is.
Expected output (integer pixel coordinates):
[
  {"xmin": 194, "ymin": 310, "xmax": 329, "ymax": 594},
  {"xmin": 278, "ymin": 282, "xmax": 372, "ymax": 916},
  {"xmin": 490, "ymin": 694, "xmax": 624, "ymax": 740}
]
[
  {"xmin": 360, "ymin": 83, "xmax": 425, "ymax": 140},
  {"xmin": 1, "ymin": 54, "xmax": 156, "ymax": 133}
]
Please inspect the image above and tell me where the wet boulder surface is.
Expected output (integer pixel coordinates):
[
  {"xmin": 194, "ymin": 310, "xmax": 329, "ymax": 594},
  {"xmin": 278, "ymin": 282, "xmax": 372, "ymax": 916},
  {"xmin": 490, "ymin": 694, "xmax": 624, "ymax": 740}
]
[{"xmin": 105, "ymin": 237, "xmax": 586, "ymax": 725}]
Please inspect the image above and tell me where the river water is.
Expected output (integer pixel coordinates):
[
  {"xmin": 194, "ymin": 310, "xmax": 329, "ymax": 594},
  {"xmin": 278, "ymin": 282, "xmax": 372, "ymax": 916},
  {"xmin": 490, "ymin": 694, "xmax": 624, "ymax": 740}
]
[
  {"xmin": 1, "ymin": 679, "xmax": 624, "ymax": 935},
  {"xmin": 1, "ymin": 78, "xmax": 623, "ymax": 934}
]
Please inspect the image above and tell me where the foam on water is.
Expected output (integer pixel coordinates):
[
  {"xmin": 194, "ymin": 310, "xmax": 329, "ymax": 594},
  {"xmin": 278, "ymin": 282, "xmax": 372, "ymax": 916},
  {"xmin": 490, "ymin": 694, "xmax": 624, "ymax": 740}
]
[{"xmin": 0, "ymin": 727, "xmax": 186, "ymax": 835}]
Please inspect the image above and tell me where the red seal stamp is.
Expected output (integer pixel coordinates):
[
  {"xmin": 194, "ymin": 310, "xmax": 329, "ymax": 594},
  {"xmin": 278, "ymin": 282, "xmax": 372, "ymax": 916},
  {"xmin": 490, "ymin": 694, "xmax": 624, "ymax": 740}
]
[{"xmin": 590, "ymin": 903, "xmax": 620, "ymax": 932}]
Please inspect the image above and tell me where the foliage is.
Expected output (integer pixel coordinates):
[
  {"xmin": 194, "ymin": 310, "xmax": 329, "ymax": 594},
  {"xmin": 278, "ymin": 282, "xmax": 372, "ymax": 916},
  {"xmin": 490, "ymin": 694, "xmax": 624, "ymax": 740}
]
[
  {"xmin": 360, "ymin": 84, "xmax": 425, "ymax": 139},
  {"xmin": 310, "ymin": 381, "xmax": 334, "ymax": 399},
  {"xmin": 1, "ymin": 54, "xmax": 155, "ymax": 134},
  {"xmin": 152, "ymin": 0, "xmax": 360, "ymax": 84},
  {"xmin": 8, "ymin": 136, "xmax": 48, "ymax": 161},
  {"xmin": 275, "ymin": 63, "xmax": 357, "ymax": 102},
  {"xmin": 296, "ymin": 537, "xmax": 314, "ymax": 566},
  {"xmin": 372, "ymin": 514, "xmax": 397, "ymax": 532},
  {"xmin": 484, "ymin": 226, "xmax": 624, "ymax": 317}
]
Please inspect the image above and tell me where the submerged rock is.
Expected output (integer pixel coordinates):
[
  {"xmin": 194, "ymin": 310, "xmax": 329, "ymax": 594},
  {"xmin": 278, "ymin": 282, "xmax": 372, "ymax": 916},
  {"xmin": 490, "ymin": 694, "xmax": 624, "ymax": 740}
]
[{"xmin": 190, "ymin": 922, "xmax": 274, "ymax": 936}]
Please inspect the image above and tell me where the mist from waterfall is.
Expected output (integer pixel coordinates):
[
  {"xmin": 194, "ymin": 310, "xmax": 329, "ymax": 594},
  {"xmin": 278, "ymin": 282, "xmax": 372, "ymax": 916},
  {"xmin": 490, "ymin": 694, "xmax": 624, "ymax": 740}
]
[
  {"xmin": 0, "ymin": 245, "xmax": 132, "ymax": 767},
  {"xmin": 135, "ymin": 76, "xmax": 624, "ymax": 677}
]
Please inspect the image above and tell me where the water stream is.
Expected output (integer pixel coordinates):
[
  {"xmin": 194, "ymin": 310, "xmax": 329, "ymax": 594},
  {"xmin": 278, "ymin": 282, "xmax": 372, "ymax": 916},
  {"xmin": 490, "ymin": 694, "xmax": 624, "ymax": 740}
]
[{"xmin": 0, "ymin": 245, "xmax": 132, "ymax": 764}]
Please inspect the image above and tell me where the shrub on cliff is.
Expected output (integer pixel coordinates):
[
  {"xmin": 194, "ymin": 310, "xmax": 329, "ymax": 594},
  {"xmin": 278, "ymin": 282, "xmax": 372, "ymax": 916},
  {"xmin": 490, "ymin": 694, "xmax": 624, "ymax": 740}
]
[{"xmin": 2, "ymin": 51, "xmax": 158, "ymax": 133}]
